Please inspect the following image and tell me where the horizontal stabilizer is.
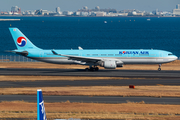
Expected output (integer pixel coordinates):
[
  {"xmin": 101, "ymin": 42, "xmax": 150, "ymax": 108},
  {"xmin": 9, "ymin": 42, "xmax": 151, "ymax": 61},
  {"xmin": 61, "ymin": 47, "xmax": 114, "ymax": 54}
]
[{"xmin": 5, "ymin": 50, "xmax": 28, "ymax": 56}]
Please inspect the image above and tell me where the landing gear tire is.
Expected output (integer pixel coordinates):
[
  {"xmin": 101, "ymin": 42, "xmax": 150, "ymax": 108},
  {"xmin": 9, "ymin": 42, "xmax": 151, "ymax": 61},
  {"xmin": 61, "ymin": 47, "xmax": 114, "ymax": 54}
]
[
  {"xmin": 85, "ymin": 67, "xmax": 99, "ymax": 71},
  {"xmin": 95, "ymin": 67, "xmax": 99, "ymax": 71},
  {"xmin": 90, "ymin": 67, "xmax": 94, "ymax": 71},
  {"xmin": 85, "ymin": 68, "xmax": 89, "ymax": 71},
  {"xmin": 158, "ymin": 64, "xmax": 161, "ymax": 71}
]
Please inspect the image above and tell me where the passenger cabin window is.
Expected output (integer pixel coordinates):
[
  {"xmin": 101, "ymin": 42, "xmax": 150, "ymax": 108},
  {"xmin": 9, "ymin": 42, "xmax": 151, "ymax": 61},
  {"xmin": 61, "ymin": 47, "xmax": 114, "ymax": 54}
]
[
  {"xmin": 139, "ymin": 54, "xmax": 149, "ymax": 56},
  {"xmin": 115, "ymin": 54, "xmax": 122, "ymax": 56},
  {"xmin": 150, "ymin": 54, "xmax": 156, "ymax": 56}
]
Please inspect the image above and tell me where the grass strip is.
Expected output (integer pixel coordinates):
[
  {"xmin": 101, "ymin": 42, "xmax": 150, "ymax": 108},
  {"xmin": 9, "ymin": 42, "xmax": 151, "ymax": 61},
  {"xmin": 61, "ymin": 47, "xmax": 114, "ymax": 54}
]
[
  {"xmin": 0, "ymin": 101, "xmax": 180, "ymax": 119},
  {"xmin": 1, "ymin": 86, "xmax": 180, "ymax": 97}
]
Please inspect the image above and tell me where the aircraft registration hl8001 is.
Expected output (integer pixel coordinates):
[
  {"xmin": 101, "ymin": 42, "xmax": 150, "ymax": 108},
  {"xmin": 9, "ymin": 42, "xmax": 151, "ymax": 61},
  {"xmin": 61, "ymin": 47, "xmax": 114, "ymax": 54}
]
[{"xmin": 9, "ymin": 28, "xmax": 177, "ymax": 71}]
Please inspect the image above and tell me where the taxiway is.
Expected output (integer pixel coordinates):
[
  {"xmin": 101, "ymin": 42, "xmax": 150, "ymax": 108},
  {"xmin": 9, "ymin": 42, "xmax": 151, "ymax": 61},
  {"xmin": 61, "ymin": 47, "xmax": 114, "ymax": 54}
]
[
  {"xmin": 1, "ymin": 68, "xmax": 180, "ymax": 78},
  {"xmin": 1, "ymin": 68, "xmax": 180, "ymax": 104},
  {"xmin": 0, "ymin": 95, "xmax": 179, "ymax": 104}
]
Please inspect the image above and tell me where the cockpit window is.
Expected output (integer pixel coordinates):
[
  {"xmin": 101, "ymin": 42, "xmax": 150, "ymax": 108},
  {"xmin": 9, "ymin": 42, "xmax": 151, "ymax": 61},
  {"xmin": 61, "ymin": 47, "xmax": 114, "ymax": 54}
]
[{"xmin": 168, "ymin": 54, "xmax": 173, "ymax": 56}]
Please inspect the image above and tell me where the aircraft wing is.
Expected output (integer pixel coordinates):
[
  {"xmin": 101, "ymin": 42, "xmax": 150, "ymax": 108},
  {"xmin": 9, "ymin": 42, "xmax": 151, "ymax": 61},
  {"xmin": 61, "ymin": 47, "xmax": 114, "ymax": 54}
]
[{"xmin": 52, "ymin": 50, "xmax": 102, "ymax": 63}]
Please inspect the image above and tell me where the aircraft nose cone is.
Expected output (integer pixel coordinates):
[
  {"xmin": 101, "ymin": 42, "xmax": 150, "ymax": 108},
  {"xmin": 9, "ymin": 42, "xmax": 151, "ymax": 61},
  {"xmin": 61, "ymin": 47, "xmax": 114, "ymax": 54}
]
[{"xmin": 173, "ymin": 55, "xmax": 178, "ymax": 60}]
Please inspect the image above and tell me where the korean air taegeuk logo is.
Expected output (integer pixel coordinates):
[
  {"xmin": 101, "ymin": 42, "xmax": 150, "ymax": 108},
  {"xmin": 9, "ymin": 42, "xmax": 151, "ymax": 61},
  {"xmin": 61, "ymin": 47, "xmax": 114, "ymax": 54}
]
[{"xmin": 17, "ymin": 37, "xmax": 27, "ymax": 47}]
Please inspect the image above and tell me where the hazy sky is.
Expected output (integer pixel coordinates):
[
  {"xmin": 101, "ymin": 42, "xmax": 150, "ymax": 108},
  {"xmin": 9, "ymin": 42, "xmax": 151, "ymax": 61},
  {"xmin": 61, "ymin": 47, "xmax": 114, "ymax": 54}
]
[{"xmin": 0, "ymin": 0, "xmax": 179, "ymax": 12}]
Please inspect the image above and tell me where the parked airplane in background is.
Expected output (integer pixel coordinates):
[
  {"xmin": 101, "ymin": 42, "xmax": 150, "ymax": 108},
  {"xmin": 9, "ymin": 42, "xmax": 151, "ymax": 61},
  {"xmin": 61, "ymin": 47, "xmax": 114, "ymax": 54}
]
[
  {"xmin": 9, "ymin": 28, "xmax": 177, "ymax": 71},
  {"xmin": 37, "ymin": 89, "xmax": 47, "ymax": 120}
]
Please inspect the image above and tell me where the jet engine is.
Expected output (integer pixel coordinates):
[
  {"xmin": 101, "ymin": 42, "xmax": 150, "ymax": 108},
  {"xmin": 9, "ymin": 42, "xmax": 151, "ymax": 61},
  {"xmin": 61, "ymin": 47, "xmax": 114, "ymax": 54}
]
[
  {"xmin": 104, "ymin": 60, "xmax": 116, "ymax": 69},
  {"xmin": 99, "ymin": 60, "xmax": 116, "ymax": 69},
  {"xmin": 99, "ymin": 60, "xmax": 123, "ymax": 69}
]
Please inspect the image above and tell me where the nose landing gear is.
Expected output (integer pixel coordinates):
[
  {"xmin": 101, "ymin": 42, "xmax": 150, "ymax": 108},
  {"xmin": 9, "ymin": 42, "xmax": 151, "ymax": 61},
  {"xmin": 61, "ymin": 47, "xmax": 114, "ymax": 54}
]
[{"xmin": 158, "ymin": 64, "xmax": 161, "ymax": 71}]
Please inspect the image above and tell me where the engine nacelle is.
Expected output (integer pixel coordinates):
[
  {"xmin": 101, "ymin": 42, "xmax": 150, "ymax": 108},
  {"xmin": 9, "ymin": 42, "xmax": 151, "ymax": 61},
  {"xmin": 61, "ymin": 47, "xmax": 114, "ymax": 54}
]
[
  {"xmin": 103, "ymin": 60, "xmax": 116, "ymax": 69},
  {"xmin": 98, "ymin": 60, "xmax": 123, "ymax": 69}
]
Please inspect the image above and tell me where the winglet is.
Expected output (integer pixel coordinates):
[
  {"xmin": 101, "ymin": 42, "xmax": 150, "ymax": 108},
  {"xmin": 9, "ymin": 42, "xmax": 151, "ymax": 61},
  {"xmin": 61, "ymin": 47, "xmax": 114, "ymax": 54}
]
[
  {"xmin": 37, "ymin": 89, "xmax": 47, "ymax": 120},
  {"xmin": 52, "ymin": 50, "xmax": 59, "ymax": 55}
]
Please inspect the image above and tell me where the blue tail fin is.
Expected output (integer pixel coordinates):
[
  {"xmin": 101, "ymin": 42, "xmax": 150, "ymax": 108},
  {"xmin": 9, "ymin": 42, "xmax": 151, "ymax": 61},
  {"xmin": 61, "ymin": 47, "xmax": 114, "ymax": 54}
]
[
  {"xmin": 37, "ymin": 89, "xmax": 47, "ymax": 120},
  {"xmin": 9, "ymin": 28, "xmax": 41, "ymax": 50}
]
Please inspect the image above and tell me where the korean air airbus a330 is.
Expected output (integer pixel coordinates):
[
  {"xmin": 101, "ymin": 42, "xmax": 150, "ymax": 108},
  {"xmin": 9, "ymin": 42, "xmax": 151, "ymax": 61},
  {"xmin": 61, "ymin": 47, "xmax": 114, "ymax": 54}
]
[{"xmin": 9, "ymin": 28, "xmax": 177, "ymax": 71}]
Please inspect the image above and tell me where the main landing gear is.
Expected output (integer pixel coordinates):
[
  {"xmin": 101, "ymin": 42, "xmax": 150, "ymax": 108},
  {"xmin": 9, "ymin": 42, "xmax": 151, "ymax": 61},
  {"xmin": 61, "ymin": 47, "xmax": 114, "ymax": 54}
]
[
  {"xmin": 158, "ymin": 64, "xmax": 161, "ymax": 71},
  {"xmin": 85, "ymin": 66, "xmax": 99, "ymax": 71}
]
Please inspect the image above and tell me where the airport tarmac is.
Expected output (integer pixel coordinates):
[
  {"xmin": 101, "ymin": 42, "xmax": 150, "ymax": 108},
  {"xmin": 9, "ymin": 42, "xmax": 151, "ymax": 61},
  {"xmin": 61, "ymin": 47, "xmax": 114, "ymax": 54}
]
[
  {"xmin": 0, "ymin": 95, "xmax": 179, "ymax": 104},
  {"xmin": 1, "ymin": 68, "xmax": 180, "ymax": 87},
  {"xmin": 1, "ymin": 79, "xmax": 180, "ymax": 87},
  {"xmin": 1, "ymin": 68, "xmax": 180, "ymax": 78},
  {"xmin": 1, "ymin": 68, "xmax": 180, "ymax": 105}
]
